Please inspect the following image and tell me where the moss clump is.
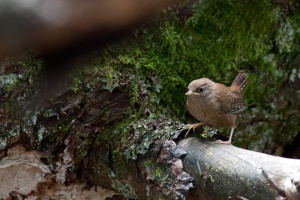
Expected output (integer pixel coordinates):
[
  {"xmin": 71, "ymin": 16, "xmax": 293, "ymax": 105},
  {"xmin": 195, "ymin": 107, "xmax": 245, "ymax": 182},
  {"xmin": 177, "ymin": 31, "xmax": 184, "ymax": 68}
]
[
  {"xmin": 1, "ymin": 1, "xmax": 299, "ymax": 153},
  {"xmin": 87, "ymin": 0, "xmax": 300, "ymax": 150},
  {"xmin": 89, "ymin": 0, "xmax": 298, "ymax": 118}
]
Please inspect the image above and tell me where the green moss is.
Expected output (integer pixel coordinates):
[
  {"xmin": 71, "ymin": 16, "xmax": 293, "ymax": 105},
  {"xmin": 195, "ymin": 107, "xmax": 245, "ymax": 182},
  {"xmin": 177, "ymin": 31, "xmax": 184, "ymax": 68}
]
[
  {"xmin": 11, "ymin": 52, "xmax": 44, "ymax": 85},
  {"xmin": 85, "ymin": 0, "xmax": 300, "ymax": 150},
  {"xmin": 0, "ymin": 52, "xmax": 42, "ymax": 91},
  {"xmin": 142, "ymin": 159, "xmax": 172, "ymax": 186},
  {"xmin": 87, "ymin": 0, "xmax": 299, "ymax": 119},
  {"xmin": 1, "ymin": 1, "xmax": 299, "ymax": 153}
]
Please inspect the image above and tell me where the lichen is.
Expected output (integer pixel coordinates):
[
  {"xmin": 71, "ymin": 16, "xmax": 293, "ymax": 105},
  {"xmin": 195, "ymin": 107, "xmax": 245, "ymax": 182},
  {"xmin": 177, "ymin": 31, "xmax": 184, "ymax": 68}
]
[
  {"xmin": 110, "ymin": 179, "xmax": 138, "ymax": 199},
  {"xmin": 122, "ymin": 117, "xmax": 184, "ymax": 160},
  {"xmin": 141, "ymin": 159, "xmax": 175, "ymax": 198},
  {"xmin": 0, "ymin": 74, "xmax": 18, "ymax": 89},
  {"xmin": 0, "ymin": 52, "xmax": 44, "ymax": 149}
]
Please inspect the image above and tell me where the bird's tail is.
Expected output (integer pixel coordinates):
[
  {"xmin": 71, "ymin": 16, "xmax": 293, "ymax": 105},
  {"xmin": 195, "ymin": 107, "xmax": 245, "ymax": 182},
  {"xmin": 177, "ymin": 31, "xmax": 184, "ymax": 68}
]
[{"xmin": 230, "ymin": 71, "xmax": 248, "ymax": 93}]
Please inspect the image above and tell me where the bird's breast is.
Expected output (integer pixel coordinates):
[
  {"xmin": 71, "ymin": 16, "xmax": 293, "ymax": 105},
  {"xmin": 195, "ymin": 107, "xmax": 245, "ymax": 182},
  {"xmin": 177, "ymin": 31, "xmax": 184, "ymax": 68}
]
[{"xmin": 186, "ymin": 96, "xmax": 236, "ymax": 128}]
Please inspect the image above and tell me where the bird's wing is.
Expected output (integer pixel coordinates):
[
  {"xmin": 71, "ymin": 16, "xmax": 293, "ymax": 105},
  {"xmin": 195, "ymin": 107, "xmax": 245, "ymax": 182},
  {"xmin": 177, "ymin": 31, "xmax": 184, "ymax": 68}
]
[{"xmin": 218, "ymin": 91, "xmax": 246, "ymax": 114}]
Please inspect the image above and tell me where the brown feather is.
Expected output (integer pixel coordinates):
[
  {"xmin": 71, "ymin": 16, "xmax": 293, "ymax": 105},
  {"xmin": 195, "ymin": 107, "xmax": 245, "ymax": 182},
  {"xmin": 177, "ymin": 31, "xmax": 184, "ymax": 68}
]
[
  {"xmin": 230, "ymin": 71, "xmax": 248, "ymax": 93},
  {"xmin": 186, "ymin": 72, "xmax": 248, "ymax": 144}
]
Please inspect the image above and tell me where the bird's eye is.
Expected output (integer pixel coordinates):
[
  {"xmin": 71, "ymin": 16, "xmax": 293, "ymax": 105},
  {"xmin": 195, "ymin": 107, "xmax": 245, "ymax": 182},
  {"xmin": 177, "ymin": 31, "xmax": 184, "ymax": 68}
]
[{"xmin": 197, "ymin": 87, "xmax": 204, "ymax": 93}]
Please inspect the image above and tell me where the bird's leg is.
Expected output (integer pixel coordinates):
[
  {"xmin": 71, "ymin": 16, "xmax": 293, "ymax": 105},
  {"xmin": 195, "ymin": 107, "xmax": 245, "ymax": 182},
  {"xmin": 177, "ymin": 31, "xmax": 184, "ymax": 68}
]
[
  {"xmin": 215, "ymin": 126, "xmax": 235, "ymax": 145},
  {"xmin": 185, "ymin": 123, "xmax": 204, "ymax": 138}
]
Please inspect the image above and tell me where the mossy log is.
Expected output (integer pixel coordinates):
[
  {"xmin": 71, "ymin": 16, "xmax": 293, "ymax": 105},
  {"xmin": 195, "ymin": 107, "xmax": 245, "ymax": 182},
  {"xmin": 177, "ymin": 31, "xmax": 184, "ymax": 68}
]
[{"xmin": 0, "ymin": 56, "xmax": 299, "ymax": 199}]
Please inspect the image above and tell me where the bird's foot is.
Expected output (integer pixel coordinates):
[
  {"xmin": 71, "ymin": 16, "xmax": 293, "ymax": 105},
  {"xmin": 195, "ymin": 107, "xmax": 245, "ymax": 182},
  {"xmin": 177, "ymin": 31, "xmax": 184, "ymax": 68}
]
[
  {"xmin": 215, "ymin": 140, "xmax": 231, "ymax": 145},
  {"xmin": 184, "ymin": 123, "xmax": 204, "ymax": 138}
]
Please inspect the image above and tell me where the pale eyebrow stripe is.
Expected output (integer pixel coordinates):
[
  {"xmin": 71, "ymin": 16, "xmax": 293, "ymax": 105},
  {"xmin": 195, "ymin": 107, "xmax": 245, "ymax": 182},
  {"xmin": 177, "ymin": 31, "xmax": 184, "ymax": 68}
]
[{"xmin": 199, "ymin": 83, "xmax": 210, "ymax": 88}]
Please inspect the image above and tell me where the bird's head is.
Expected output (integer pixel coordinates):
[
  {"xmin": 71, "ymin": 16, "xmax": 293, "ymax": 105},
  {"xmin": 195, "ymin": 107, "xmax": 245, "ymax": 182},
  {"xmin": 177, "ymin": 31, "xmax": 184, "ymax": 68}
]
[{"xmin": 186, "ymin": 78, "xmax": 215, "ymax": 100}]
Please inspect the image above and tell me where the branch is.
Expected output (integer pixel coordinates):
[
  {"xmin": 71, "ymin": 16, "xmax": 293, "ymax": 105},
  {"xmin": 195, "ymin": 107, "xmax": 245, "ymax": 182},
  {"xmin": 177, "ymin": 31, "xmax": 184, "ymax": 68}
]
[{"xmin": 178, "ymin": 137, "xmax": 300, "ymax": 200}]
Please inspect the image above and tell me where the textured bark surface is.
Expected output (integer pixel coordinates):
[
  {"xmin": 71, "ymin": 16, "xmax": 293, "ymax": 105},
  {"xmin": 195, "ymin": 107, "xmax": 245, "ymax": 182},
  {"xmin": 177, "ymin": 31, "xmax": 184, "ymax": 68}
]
[
  {"xmin": 0, "ymin": 58, "xmax": 299, "ymax": 199},
  {"xmin": 0, "ymin": 53, "xmax": 299, "ymax": 199},
  {"xmin": 0, "ymin": 58, "xmax": 193, "ymax": 199},
  {"xmin": 179, "ymin": 138, "xmax": 300, "ymax": 200}
]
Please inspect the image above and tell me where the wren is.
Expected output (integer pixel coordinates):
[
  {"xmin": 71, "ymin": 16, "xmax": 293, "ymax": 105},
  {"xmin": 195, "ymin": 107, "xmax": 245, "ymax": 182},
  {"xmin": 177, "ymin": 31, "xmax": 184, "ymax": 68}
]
[{"xmin": 185, "ymin": 72, "xmax": 248, "ymax": 144}]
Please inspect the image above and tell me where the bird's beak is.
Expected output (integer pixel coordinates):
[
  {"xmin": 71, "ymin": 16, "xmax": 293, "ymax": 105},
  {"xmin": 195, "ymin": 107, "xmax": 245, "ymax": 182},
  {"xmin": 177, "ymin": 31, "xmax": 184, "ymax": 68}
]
[
  {"xmin": 185, "ymin": 91, "xmax": 192, "ymax": 95},
  {"xmin": 186, "ymin": 91, "xmax": 200, "ymax": 96}
]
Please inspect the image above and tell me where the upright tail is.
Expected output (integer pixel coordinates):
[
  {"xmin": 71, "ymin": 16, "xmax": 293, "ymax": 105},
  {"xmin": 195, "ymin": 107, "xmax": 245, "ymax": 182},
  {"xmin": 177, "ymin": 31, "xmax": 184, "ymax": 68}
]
[{"xmin": 230, "ymin": 71, "xmax": 248, "ymax": 93}]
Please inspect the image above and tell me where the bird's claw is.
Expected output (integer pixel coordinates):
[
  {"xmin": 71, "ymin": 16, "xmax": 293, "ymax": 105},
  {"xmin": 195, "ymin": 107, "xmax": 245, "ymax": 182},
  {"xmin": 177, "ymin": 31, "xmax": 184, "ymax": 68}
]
[
  {"xmin": 184, "ymin": 123, "xmax": 204, "ymax": 138},
  {"xmin": 184, "ymin": 125, "xmax": 194, "ymax": 138}
]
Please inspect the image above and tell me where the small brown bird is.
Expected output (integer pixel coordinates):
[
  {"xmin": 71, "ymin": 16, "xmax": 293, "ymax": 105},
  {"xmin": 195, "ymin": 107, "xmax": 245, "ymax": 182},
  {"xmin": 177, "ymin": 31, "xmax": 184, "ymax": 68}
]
[{"xmin": 185, "ymin": 72, "xmax": 248, "ymax": 144}]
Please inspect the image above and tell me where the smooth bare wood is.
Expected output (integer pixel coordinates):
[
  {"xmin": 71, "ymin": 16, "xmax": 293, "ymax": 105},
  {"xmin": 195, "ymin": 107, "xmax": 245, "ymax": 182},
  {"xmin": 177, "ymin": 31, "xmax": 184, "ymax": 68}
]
[{"xmin": 178, "ymin": 137, "xmax": 300, "ymax": 200}]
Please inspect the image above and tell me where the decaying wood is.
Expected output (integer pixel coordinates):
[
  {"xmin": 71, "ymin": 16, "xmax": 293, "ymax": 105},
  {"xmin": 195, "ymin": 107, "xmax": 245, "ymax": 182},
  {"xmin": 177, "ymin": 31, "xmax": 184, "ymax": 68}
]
[{"xmin": 178, "ymin": 138, "xmax": 300, "ymax": 200}]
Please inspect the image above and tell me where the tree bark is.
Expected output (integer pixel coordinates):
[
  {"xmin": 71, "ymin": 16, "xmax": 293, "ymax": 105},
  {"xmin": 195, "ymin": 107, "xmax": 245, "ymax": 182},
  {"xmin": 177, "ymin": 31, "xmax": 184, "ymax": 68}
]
[
  {"xmin": 179, "ymin": 138, "xmax": 300, "ymax": 200},
  {"xmin": 0, "ymin": 57, "xmax": 194, "ymax": 199},
  {"xmin": 0, "ymin": 55, "xmax": 300, "ymax": 199}
]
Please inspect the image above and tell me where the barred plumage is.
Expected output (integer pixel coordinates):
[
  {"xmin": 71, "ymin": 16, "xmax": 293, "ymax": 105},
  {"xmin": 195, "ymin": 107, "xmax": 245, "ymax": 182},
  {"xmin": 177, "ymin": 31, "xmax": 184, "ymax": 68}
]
[{"xmin": 230, "ymin": 71, "xmax": 248, "ymax": 93}]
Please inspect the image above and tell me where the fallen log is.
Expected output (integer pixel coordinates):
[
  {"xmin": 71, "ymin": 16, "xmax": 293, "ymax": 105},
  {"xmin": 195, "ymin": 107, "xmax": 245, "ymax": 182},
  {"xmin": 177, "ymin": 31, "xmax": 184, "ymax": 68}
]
[{"xmin": 179, "ymin": 137, "xmax": 300, "ymax": 200}]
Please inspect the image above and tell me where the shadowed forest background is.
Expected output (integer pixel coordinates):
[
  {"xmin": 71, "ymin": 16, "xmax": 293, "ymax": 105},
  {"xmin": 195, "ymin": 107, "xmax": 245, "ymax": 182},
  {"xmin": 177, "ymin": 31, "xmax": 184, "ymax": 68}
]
[{"xmin": 0, "ymin": 0, "xmax": 299, "ymax": 199}]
